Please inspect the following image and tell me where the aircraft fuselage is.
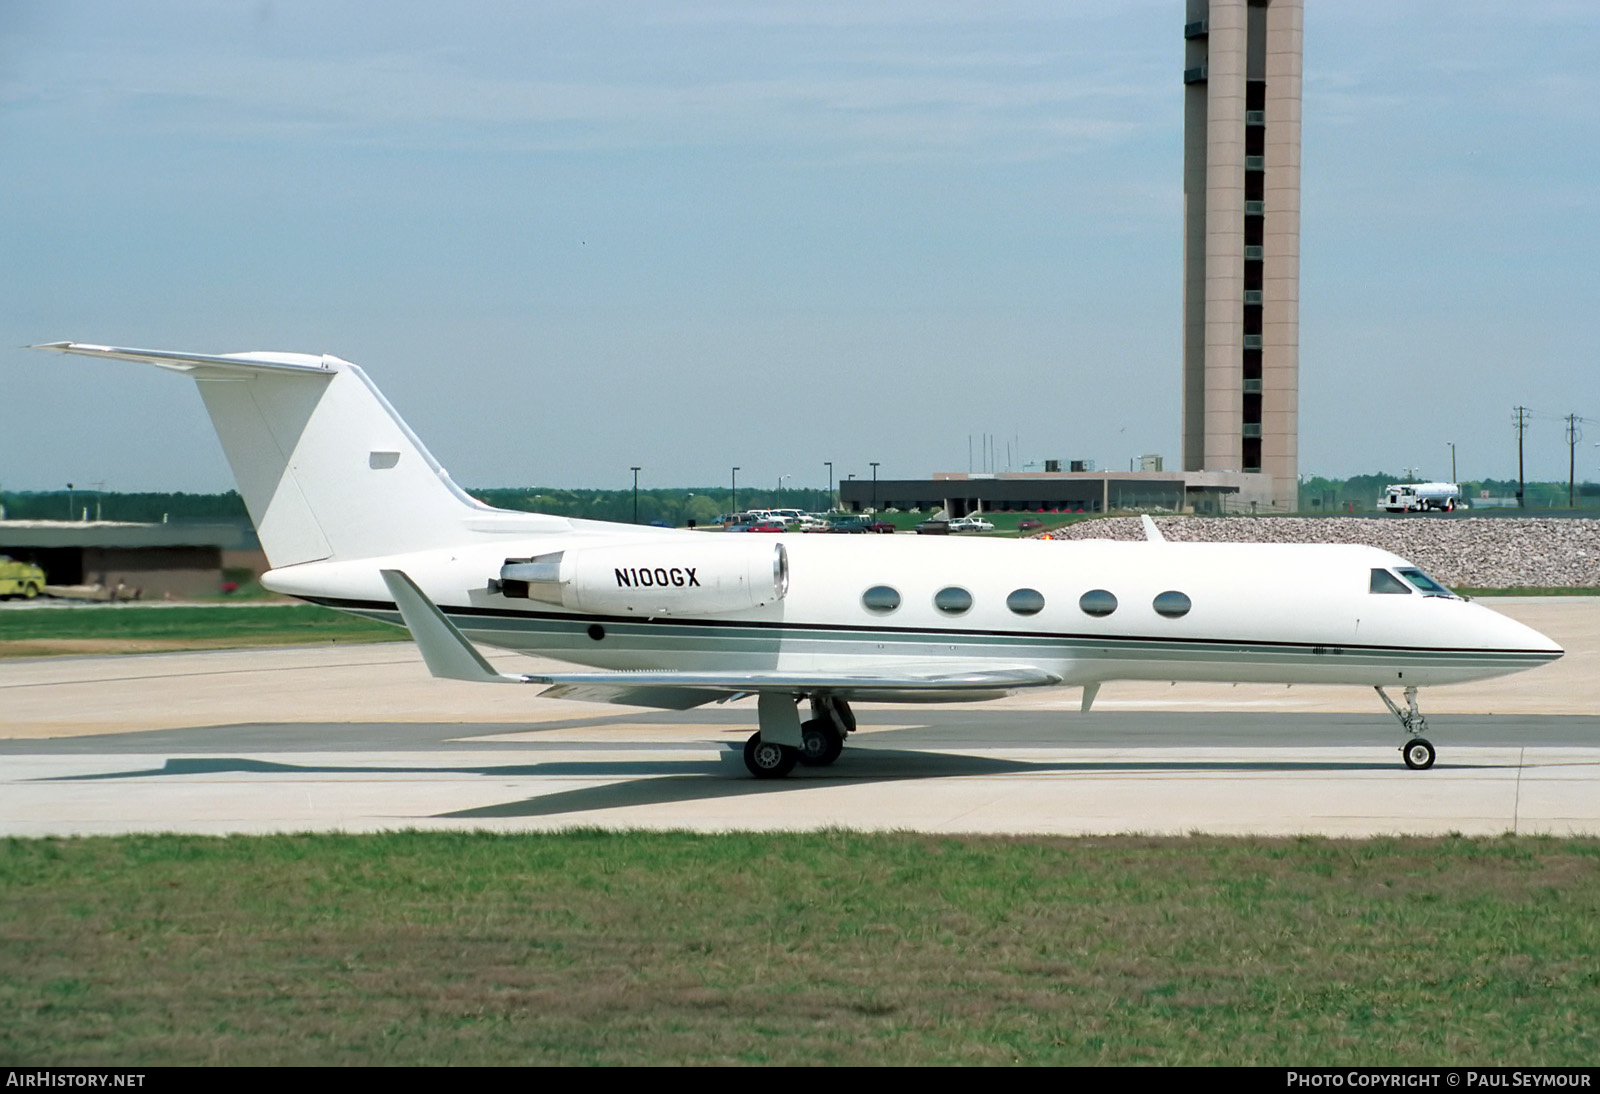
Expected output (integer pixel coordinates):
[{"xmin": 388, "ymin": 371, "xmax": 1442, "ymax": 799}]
[{"xmin": 264, "ymin": 530, "xmax": 1561, "ymax": 694}]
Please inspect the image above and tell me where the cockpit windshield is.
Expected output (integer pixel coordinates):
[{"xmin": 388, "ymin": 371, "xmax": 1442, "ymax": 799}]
[
  {"xmin": 1396, "ymin": 567, "xmax": 1457, "ymax": 598},
  {"xmin": 1370, "ymin": 569, "xmax": 1410, "ymax": 594}
]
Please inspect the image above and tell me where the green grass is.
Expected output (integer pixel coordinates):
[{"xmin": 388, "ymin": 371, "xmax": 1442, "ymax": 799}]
[
  {"xmin": 0, "ymin": 603, "xmax": 405, "ymax": 653},
  {"xmin": 1456, "ymin": 587, "xmax": 1600, "ymax": 597},
  {"xmin": 3, "ymin": 831, "xmax": 1597, "ymax": 1065}
]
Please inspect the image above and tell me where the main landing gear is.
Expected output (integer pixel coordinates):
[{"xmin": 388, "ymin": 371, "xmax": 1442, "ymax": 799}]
[
  {"xmin": 743, "ymin": 733, "xmax": 799, "ymax": 778},
  {"xmin": 742, "ymin": 695, "xmax": 855, "ymax": 779},
  {"xmin": 1376, "ymin": 685, "xmax": 1435, "ymax": 770}
]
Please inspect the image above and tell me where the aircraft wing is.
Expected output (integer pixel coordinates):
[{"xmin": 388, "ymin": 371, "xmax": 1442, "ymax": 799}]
[
  {"xmin": 525, "ymin": 666, "xmax": 1063, "ymax": 708},
  {"xmin": 380, "ymin": 569, "xmax": 1061, "ymax": 708}
]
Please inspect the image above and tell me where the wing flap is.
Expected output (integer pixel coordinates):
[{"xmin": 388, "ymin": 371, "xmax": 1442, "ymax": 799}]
[
  {"xmin": 535, "ymin": 684, "xmax": 732, "ymax": 710},
  {"xmin": 526, "ymin": 667, "xmax": 1061, "ymax": 691}
]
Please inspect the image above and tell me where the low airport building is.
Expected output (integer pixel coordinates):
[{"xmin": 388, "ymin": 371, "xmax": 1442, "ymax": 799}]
[
  {"xmin": 839, "ymin": 469, "xmax": 1275, "ymax": 517},
  {"xmin": 0, "ymin": 520, "xmax": 263, "ymax": 600}
]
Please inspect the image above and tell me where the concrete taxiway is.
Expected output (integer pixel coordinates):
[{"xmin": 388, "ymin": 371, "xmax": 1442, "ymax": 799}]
[{"xmin": 2, "ymin": 598, "xmax": 1596, "ymax": 838}]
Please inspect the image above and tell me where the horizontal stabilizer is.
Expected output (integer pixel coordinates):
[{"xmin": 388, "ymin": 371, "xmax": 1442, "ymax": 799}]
[{"xmin": 30, "ymin": 342, "xmax": 339, "ymax": 377}]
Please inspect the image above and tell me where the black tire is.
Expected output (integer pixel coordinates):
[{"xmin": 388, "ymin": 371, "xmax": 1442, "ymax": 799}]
[
  {"xmin": 743, "ymin": 732, "xmax": 798, "ymax": 779},
  {"xmin": 798, "ymin": 718, "xmax": 844, "ymax": 767},
  {"xmin": 1401, "ymin": 738, "xmax": 1436, "ymax": 770},
  {"xmin": 23, "ymin": 584, "xmax": 40, "ymax": 599}
]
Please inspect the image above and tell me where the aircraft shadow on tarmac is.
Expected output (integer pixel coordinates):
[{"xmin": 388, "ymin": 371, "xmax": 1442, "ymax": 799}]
[{"xmin": 36, "ymin": 747, "xmax": 1511, "ymax": 821}]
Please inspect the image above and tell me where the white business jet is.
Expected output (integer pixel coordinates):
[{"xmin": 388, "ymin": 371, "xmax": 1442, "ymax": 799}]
[{"xmin": 35, "ymin": 343, "xmax": 1564, "ymax": 778}]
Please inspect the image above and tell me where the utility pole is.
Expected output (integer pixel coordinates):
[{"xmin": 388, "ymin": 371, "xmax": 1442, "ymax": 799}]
[
  {"xmin": 630, "ymin": 466, "xmax": 641, "ymax": 524},
  {"xmin": 1566, "ymin": 415, "xmax": 1581, "ymax": 508},
  {"xmin": 870, "ymin": 462, "xmax": 880, "ymax": 512},
  {"xmin": 1447, "ymin": 443, "xmax": 1456, "ymax": 484},
  {"xmin": 1513, "ymin": 406, "xmax": 1530, "ymax": 508},
  {"xmin": 824, "ymin": 462, "xmax": 833, "ymax": 511},
  {"xmin": 731, "ymin": 466, "xmax": 740, "ymax": 517},
  {"xmin": 66, "ymin": 483, "xmax": 74, "ymax": 521}
]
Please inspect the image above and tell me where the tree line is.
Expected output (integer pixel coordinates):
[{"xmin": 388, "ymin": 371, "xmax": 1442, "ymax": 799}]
[
  {"xmin": 3, "ymin": 477, "xmax": 1594, "ymax": 525},
  {"xmin": 0, "ymin": 487, "xmax": 835, "ymax": 526}
]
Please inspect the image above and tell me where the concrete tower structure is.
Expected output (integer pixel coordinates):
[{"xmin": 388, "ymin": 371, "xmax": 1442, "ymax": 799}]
[{"xmin": 1181, "ymin": 0, "xmax": 1302, "ymax": 509}]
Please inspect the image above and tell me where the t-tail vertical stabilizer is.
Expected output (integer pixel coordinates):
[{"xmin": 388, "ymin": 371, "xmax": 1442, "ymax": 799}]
[{"xmin": 32, "ymin": 342, "xmax": 567, "ymax": 567}]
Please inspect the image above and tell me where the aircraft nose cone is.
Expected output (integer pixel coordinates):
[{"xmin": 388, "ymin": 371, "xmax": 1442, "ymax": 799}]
[{"xmin": 1491, "ymin": 608, "xmax": 1563, "ymax": 658}]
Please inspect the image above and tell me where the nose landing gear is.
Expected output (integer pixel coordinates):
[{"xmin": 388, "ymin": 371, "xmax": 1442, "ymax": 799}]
[
  {"xmin": 1376, "ymin": 685, "xmax": 1435, "ymax": 770},
  {"xmin": 1401, "ymin": 737, "xmax": 1436, "ymax": 771}
]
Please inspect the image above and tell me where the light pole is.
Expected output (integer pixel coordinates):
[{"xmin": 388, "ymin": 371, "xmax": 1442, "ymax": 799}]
[
  {"xmin": 1448, "ymin": 443, "xmax": 1457, "ymax": 483},
  {"xmin": 731, "ymin": 466, "xmax": 740, "ymax": 516},
  {"xmin": 630, "ymin": 466, "xmax": 641, "ymax": 524},
  {"xmin": 870, "ymin": 462, "xmax": 880, "ymax": 512},
  {"xmin": 777, "ymin": 474, "xmax": 790, "ymax": 507},
  {"xmin": 66, "ymin": 483, "xmax": 74, "ymax": 521},
  {"xmin": 824, "ymin": 461, "xmax": 833, "ymax": 512}
]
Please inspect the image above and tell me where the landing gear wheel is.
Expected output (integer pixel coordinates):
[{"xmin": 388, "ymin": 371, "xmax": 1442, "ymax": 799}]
[
  {"xmin": 1402, "ymin": 738, "xmax": 1436, "ymax": 771},
  {"xmin": 798, "ymin": 718, "xmax": 844, "ymax": 767},
  {"xmin": 743, "ymin": 732, "xmax": 799, "ymax": 779}
]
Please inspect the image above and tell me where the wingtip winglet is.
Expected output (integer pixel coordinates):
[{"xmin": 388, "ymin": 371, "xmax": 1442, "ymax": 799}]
[{"xmin": 379, "ymin": 568, "xmax": 530, "ymax": 685}]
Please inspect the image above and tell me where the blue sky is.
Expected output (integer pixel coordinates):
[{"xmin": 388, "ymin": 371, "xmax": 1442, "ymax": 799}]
[{"xmin": 2, "ymin": 1, "xmax": 1596, "ymax": 495}]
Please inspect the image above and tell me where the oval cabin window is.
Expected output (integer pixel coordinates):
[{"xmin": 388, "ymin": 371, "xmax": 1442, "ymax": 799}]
[
  {"xmin": 934, "ymin": 587, "xmax": 973, "ymax": 615},
  {"xmin": 1153, "ymin": 591, "xmax": 1192, "ymax": 618},
  {"xmin": 1079, "ymin": 589, "xmax": 1118, "ymax": 617},
  {"xmin": 1007, "ymin": 588, "xmax": 1045, "ymax": 616},
  {"xmin": 862, "ymin": 586, "xmax": 901, "ymax": 613}
]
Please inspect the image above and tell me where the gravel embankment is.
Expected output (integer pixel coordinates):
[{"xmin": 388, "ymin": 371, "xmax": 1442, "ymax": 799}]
[{"xmin": 1037, "ymin": 517, "xmax": 1600, "ymax": 589}]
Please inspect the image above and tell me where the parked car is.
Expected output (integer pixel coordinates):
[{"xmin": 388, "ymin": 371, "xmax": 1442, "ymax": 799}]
[
  {"xmin": 869, "ymin": 520, "xmax": 897, "ymax": 534},
  {"xmin": 827, "ymin": 516, "xmax": 872, "ymax": 533},
  {"xmin": 916, "ymin": 519, "xmax": 950, "ymax": 535},
  {"xmin": 1017, "ymin": 518, "xmax": 1044, "ymax": 531},
  {"xmin": 948, "ymin": 516, "xmax": 995, "ymax": 533}
]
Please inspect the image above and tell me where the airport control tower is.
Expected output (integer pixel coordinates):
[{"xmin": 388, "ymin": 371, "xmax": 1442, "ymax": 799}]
[{"xmin": 1181, "ymin": 0, "xmax": 1302, "ymax": 509}]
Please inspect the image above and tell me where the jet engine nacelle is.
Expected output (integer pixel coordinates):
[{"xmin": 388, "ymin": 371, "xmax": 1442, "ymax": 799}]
[{"xmin": 499, "ymin": 539, "xmax": 788, "ymax": 616}]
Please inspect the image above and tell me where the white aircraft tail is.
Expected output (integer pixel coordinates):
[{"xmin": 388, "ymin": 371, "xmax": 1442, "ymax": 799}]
[{"xmin": 34, "ymin": 343, "xmax": 560, "ymax": 567}]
